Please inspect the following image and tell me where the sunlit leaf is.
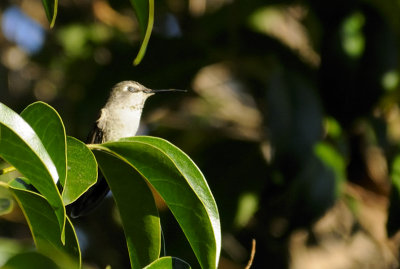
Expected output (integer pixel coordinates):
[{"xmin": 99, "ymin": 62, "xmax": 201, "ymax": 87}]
[
  {"xmin": 0, "ymin": 103, "xmax": 65, "ymax": 243},
  {"xmin": 21, "ymin": 102, "xmax": 67, "ymax": 187}
]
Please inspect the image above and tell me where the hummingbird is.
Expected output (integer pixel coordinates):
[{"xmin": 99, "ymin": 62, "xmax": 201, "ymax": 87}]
[{"xmin": 68, "ymin": 81, "xmax": 185, "ymax": 218}]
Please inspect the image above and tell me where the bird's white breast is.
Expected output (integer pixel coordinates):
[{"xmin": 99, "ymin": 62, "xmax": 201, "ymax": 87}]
[{"xmin": 97, "ymin": 107, "xmax": 142, "ymax": 142}]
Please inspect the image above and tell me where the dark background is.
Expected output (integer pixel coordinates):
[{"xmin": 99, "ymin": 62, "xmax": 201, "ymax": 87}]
[{"xmin": 1, "ymin": 0, "xmax": 400, "ymax": 268}]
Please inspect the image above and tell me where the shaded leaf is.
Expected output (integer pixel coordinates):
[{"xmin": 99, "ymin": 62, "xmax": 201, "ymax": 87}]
[
  {"xmin": 9, "ymin": 179, "xmax": 80, "ymax": 269},
  {"xmin": 144, "ymin": 256, "xmax": 191, "ymax": 269},
  {"xmin": 21, "ymin": 102, "xmax": 67, "ymax": 187},
  {"xmin": 92, "ymin": 136, "xmax": 221, "ymax": 269},
  {"xmin": 62, "ymin": 136, "xmax": 97, "ymax": 205},
  {"xmin": 0, "ymin": 103, "xmax": 65, "ymax": 243},
  {"xmin": 41, "ymin": 0, "xmax": 58, "ymax": 28},
  {"xmin": 93, "ymin": 150, "xmax": 160, "ymax": 269}
]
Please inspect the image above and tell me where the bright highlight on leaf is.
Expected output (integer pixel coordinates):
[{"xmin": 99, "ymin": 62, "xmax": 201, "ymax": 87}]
[{"xmin": 21, "ymin": 102, "xmax": 67, "ymax": 188}]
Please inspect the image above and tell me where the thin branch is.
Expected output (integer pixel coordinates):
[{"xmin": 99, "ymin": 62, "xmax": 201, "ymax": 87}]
[{"xmin": 244, "ymin": 239, "xmax": 256, "ymax": 269}]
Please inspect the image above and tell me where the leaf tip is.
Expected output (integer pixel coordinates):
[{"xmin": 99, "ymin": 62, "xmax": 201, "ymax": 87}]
[{"xmin": 133, "ymin": 57, "xmax": 141, "ymax": 66}]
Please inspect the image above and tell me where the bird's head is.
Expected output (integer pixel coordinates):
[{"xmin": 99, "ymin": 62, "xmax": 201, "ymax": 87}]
[{"xmin": 107, "ymin": 81, "xmax": 185, "ymax": 110}]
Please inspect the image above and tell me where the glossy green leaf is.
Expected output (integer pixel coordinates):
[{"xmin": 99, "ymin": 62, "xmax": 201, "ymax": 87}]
[
  {"xmin": 144, "ymin": 256, "xmax": 191, "ymax": 269},
  {"xmin": 93, "ymin": 149, "xmax": 160, "ymax": 269},
  {"xmin": 91, "ymin": 136, "xmax": 221, "ymax": 269},
  {"xmin": 21, "ymin": 102, "xmax": 67, "ymax": 187},
  {"xmin": 62, "ymin": 136, "xmax": 97, "ymax": 205},
  {"xmin": 41, "ymin": 0, "xmax": 58, "ymax": 28},
  {"xmin": 0, "ymin": 182, "xmax": 13, "ymax": 215},
  {"xmin": 0, "ymin": 103, "xmax": 65, "ymax": 243},
  {"xmin": 9, "ymin": 179, "xmax": 80, "ymax": 269},
  {"xmin": 2, "ymin": 252, "xmax": 59, "ymax": 269},
  {"xmin": 129, "ymin": 0, "xmax": 154, "ymax": 65}
]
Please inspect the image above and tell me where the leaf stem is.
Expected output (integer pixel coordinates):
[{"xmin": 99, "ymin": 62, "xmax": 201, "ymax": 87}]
[
  {"xmin": 133, "ymin": 0, "xmax": 155, "ymax": 65},
  {"xmin": 0, "ymin": 166, "xmax": 16, "ymax": 175}
]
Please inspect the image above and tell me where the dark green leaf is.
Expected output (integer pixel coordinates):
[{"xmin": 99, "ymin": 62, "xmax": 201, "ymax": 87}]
[
  {"xmin": 21, "ymin": 102, "xmax": 67, "ymax": 187},
  {"xmin": 144, "ymin": 256, "xmax": 191, "ymax": 269},
  {"xmin": 129, "ymin": 0, "xmax": 154, "ymax": 65},
  {"xmin": 62, "ymin": 136, "xmax": 97, "ymax": 205},
  {"xmin": 93, "ymin": 149, "xmax": 160, "ymax": 269},
  {"xmin": 92, "ymin": 136, "xmax": 221, "ymax": 269},
  {"xmin": 0, "ymin": 103, "xmax": 65, "ymax": 243},
  {"xmin": 41, "ymin": 0, "xmax": 58, "ymax": 28},
  {"xmin": 9, "ymin": 180, "xmax": 81, "ymax": 269}
]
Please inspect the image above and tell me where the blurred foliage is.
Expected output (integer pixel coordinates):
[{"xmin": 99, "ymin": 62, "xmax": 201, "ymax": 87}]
[{"xmin": 1, "ymin": 0, "xmax": 400, "ymax": 268}]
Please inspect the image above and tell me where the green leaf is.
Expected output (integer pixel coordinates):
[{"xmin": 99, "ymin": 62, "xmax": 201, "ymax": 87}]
[
  {"xmin": 91, "ymin": 136, "xmax": 221, "ymax": 269},
  {"xmin": 9, "ymin": 179, "xmax": 81, "ymax": 269},
  {"xmin": 0, "ymin": 103, "xmax": 65, "ymax": 243},
  {"xmin": 41, "ymin": 0, "xmax": 58, "ymax": 28},
  {"xmin": 62, "ymin": 136, "xmax": 97, "ymax": 205},
  {"xmin": 143, "ymin": 256, "xmax": 191, "ymax": 269},
  {"xmin": 129, "ymin": 0, "xmax": 154, "ymax": 65},
  {"xmin": 21, "ymin": 102, "xmax": 67, "ymax": 187},
  {"xmin": 2, "ymin": 252, "xmax": 59, "ymax": 269},
  {"xmin": 92, "ymin": 150, "xmax": 160, "ymax": 269}
]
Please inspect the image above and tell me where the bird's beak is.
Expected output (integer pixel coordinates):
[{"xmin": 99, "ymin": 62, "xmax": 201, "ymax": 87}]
[{"xmin": 146, "ymin": 89, "xmax": 187, "ymax": 93}]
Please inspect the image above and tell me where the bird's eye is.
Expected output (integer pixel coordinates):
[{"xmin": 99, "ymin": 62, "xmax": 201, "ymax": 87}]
[{"xmin": 127, "ymin": 86, "xmax": 138, "ymax": 93}]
